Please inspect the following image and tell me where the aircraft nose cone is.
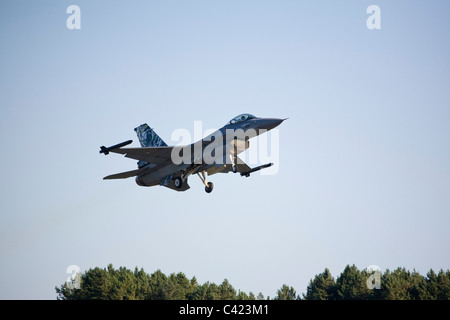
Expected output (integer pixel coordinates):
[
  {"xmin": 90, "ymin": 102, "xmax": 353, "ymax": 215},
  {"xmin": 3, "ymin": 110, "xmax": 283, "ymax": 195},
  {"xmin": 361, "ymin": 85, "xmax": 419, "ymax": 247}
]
[{"xmin": 259, "ymin": 118, "xmax": 286, "ymax": 131}]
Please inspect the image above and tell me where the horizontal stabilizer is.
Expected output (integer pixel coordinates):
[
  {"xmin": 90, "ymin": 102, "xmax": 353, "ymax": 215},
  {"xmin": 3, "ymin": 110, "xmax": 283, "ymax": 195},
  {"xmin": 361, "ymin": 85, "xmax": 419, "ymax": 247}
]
[
  {"xmin": 109, "ymin": 146, "xmax": 175, "ymax": 166},
  {"xmin": 103, "ymin": 168, "xmax": 142, "ymax": 180}
]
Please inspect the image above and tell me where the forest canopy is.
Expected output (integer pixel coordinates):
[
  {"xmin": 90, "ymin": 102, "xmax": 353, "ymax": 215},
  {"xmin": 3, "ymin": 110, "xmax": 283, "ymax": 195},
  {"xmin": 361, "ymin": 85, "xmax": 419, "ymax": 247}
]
[{"xmin": 56, "ymin": 264, "xmax": 450, "ymax": 300}]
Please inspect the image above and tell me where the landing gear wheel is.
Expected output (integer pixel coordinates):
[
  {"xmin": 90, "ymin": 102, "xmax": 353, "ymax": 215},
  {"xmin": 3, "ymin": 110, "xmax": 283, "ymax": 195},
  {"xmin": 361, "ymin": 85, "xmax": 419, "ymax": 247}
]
[
  {"xmin": 174, "ymin": 177, "xmax": 183, "ymax": 189},
  {"xmin": 205, "ymin": 182, "xmax": 214, "ymax": 193},
  {"xmin": 232, "ymin": 165, "xmax": 237, "ymax": 173}
]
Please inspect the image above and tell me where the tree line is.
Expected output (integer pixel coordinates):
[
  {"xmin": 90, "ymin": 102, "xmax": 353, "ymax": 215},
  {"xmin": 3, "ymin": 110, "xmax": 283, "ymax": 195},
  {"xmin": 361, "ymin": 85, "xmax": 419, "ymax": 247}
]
[
  {"xmin": 56, "ymin": 264, "xmax": 450, "ymax": 300},
  {"xmin": 304, "ymin": 265, "xmax": 449, "ymax": 300}
]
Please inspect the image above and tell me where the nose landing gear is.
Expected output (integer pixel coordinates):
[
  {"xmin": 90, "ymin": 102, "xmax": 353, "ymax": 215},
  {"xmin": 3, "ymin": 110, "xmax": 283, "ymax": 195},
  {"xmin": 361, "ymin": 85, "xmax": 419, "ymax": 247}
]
[{"xmin": 205, "ymin": 182, "xmax": 214, "ymax": 193}]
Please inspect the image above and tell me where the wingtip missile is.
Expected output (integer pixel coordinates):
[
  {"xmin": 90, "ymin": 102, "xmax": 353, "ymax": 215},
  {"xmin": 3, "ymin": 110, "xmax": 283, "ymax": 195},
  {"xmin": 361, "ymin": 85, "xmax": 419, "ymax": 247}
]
[
  {"xmin": 99, "ymin": 140, "xmax": 133, "ymax": 155},
  {"xmin": 240, "ymin": 162, "xmax": 273, "ymax": 177}
]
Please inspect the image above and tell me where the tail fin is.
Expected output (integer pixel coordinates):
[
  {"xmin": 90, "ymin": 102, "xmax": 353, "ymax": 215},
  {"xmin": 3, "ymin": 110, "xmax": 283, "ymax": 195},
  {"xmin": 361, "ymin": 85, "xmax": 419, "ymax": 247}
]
[{"xmin": 134, "ymin": 123, "xmax": 167, "ymax": 147}]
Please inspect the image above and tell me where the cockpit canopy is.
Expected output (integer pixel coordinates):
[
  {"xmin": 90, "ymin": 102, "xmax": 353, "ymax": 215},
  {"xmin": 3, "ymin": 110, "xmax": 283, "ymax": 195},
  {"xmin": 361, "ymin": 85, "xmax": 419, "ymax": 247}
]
[{"xmin": 227, "ymin": 113, "xmax": 257, "ymax": 125}]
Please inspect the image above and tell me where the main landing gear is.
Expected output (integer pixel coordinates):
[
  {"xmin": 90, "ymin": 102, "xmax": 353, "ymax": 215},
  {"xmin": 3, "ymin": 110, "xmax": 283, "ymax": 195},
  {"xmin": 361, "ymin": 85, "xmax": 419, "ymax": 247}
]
[
  {"xmin": 174, "ymin": 177, "xmax": 183, "ymax": 189},
  {"xmin": 197, "ymin": 170, "xmax": 214, "ymax": 193}
]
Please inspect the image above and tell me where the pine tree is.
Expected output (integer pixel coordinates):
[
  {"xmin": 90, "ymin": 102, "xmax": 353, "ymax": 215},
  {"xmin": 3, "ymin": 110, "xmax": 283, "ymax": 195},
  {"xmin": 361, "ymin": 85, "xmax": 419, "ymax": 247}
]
[
  {"xmin": 134, "ymin": 267, "xmax": 152, "ymax": 300},
  {"xmin": 425, "ymin": 269, "xmax": 438, "ymax": 300},
  {"xmin": 437, "ymin": 269, "xmax": 450, "ymax": 300},
  {"xmin": 383, "ymin": 268, "xmax": 412, "ymax": 300},
  {"xmin": 219, "ymin": 279, "xmax": 236, "ymax": 300},
  {"xmin": 274, "ymin": 284, "xmax": 299, "ymax": 300},
  {"xmin": 205, "ymin": 282, "xmax": 220, "ymax": 300},
  {"xmin": 408, "ymin": 270, "xmax": 427, "ymax": 300},
  {"xmin": 303, "ymin": 268, "xmax": 336, "ymax": 300},
  {"xmin": 149, "ymin": 269, "xmax": 168, "ymax": 299},
  {"xmin": 335, "ymin": 265, "xmax": 370, "ymax": 300},
  {"xmin": 256, "ymin": 292, "xmax": 265, "ymax": 300}
]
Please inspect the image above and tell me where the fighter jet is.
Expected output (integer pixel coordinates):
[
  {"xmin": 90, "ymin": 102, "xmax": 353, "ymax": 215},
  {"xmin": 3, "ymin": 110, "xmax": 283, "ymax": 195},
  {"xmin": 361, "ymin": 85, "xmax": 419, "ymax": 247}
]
[{"xmin": 99, "ymin": 114, "xmax": 286, "ymax": 193}]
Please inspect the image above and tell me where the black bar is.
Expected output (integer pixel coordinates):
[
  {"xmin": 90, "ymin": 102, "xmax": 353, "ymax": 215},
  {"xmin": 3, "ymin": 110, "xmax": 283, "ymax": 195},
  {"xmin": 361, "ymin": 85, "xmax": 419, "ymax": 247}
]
[{"xmin": 4, "ymin": 300, "xmax": 442, "ymax": 319}]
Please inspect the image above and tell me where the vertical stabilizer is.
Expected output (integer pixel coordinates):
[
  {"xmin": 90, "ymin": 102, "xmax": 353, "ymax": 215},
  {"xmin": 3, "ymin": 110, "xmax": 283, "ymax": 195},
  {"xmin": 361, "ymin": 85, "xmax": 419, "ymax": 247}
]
[{"xmin": 134, "ymin": 124, "xmax": 168, "ymax": 147}]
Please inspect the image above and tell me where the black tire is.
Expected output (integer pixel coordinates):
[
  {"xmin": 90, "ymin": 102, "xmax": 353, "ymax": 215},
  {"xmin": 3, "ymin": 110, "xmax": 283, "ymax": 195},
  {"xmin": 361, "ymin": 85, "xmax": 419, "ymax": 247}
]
[
  {"xmin": 205, "ymin": 182, "xmax": 214, "ymax": 193},
  {"xmin": 174, "ymin": 177, "xmax": 183, "ymax": 188},
  {"xmin": 232, "ymin": 165, "xmax": 237, "ymax": 173}
]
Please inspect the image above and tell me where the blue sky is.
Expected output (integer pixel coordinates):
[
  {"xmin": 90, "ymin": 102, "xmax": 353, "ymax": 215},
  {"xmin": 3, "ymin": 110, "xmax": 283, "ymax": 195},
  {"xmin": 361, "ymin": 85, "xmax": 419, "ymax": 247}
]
[{"xmin": 1, "ymin": 1, "xmax": 449, "ymax": 299}]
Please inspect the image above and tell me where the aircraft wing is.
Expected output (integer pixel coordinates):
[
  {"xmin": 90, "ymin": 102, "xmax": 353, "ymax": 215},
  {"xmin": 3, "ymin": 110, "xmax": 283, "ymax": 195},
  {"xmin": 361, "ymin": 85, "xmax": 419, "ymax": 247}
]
[{"xmin": 110, "ymin": 147, "xmax": 175, "ymax": 165}]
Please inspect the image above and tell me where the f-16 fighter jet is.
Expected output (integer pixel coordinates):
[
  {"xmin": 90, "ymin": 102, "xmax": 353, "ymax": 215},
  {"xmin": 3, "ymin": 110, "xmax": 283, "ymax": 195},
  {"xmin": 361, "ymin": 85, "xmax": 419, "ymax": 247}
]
[{"xmin": 99, "ymin": 114, "xmax": 286, "ymax": 193}]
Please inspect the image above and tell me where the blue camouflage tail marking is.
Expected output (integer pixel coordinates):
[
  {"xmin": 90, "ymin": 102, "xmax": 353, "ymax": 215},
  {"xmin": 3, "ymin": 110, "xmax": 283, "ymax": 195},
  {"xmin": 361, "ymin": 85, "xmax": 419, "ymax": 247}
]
[
  {"xmin": 134, "ymin": 124, "xmax": 168, "ymax": 168},
  {"xmin": 134, "ymin": 123, "xmax": 168, "ymax": 147}
]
